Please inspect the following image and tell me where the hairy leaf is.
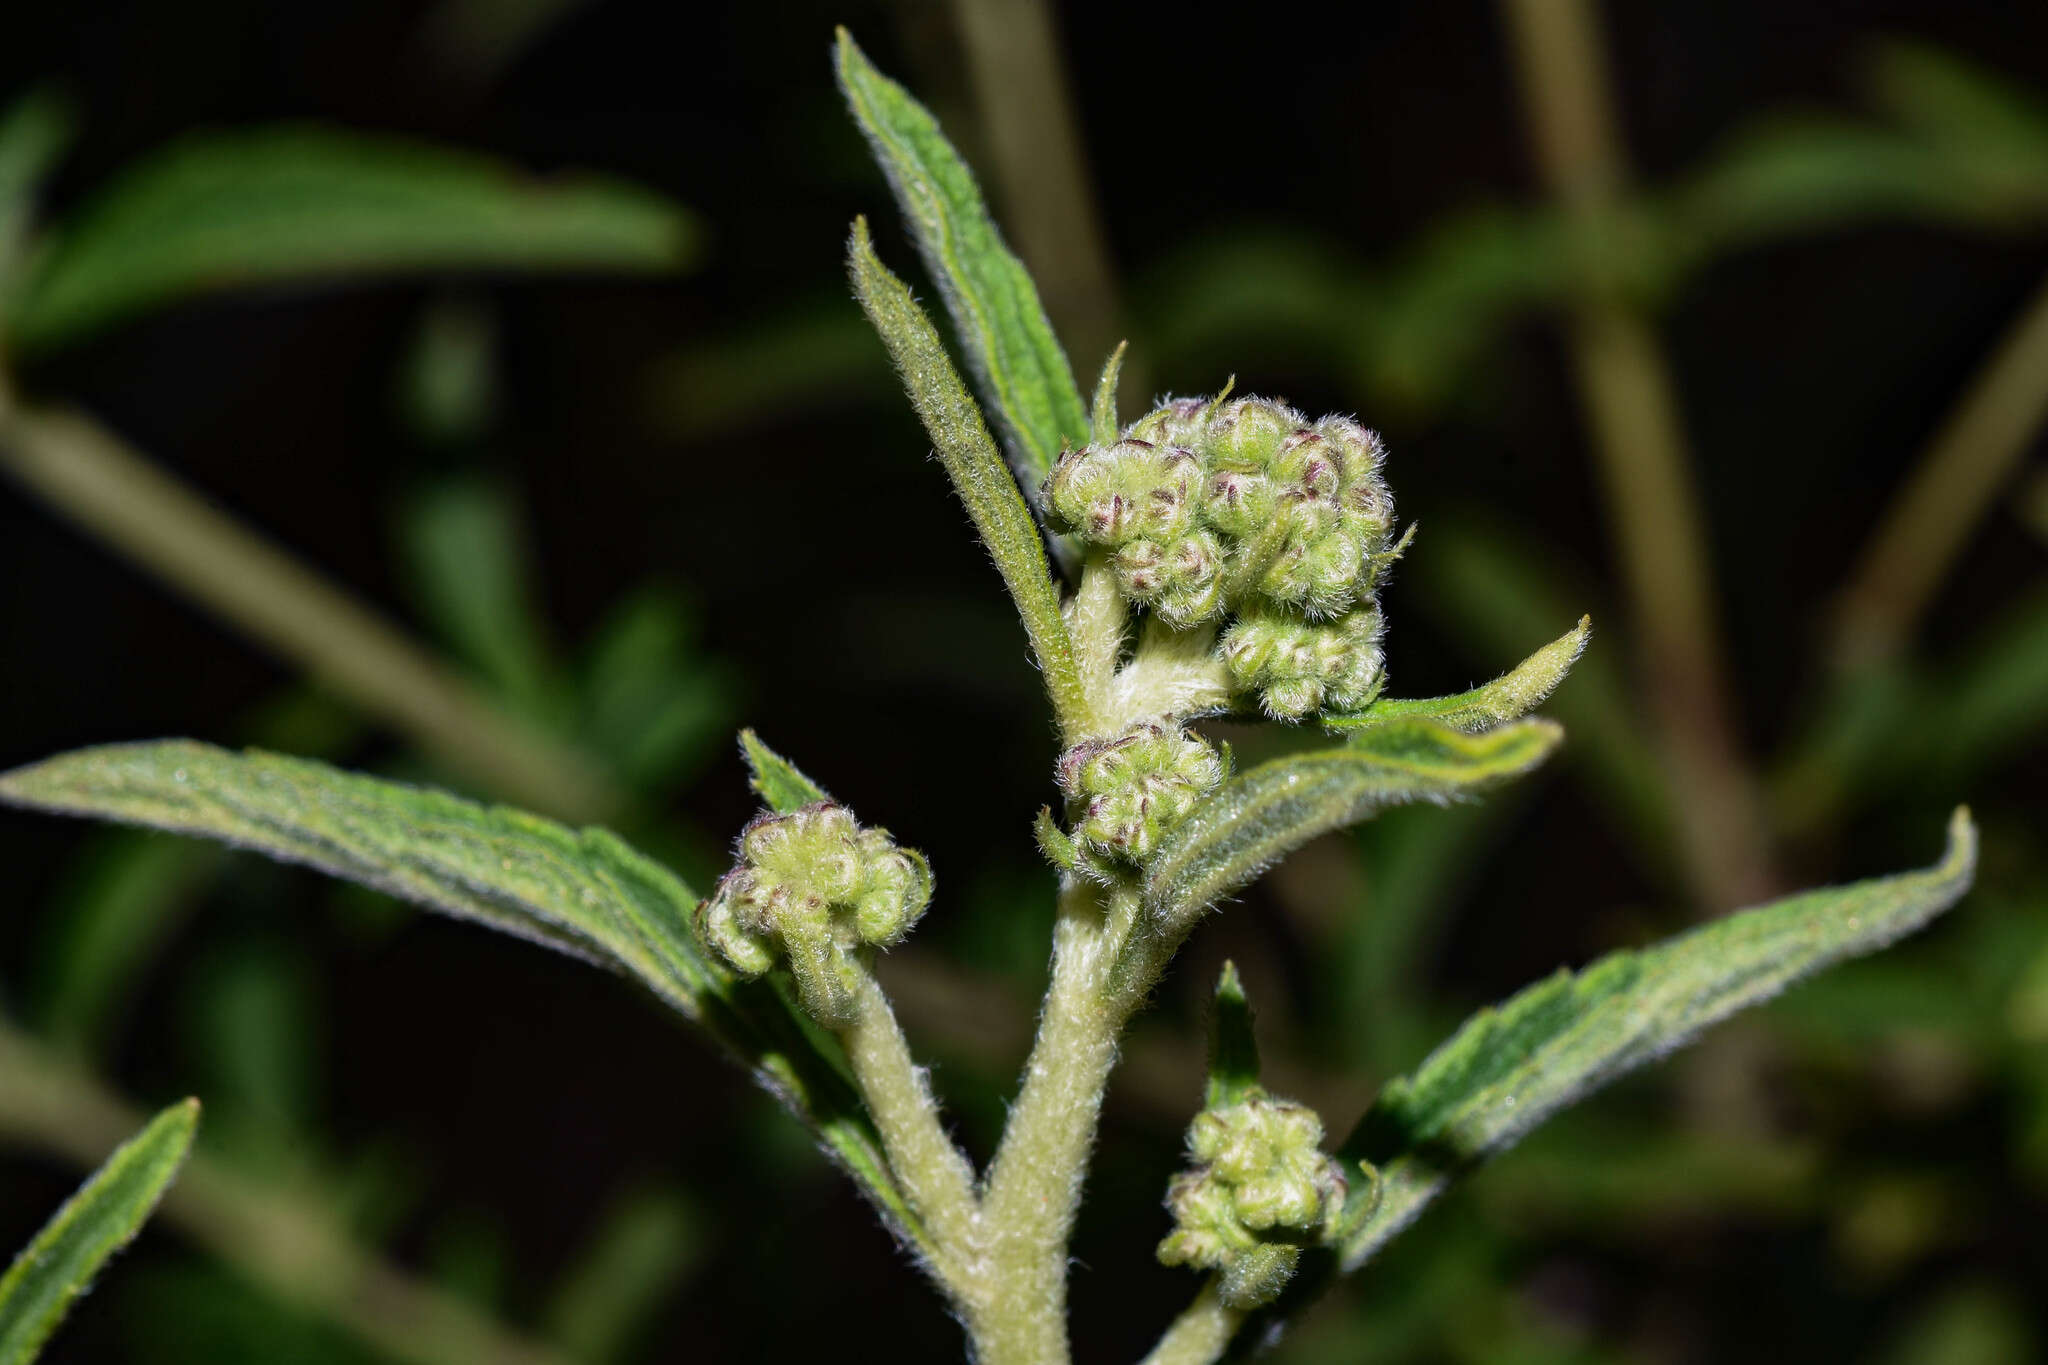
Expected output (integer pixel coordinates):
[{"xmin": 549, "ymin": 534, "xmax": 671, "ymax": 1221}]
[
  {"xmin": 1091, "ymin": 340, "xmax": 1127, "ymax": 447},
  {"xmin": 739, "ymin": 729, "xmax": 831, "ymax": 812},
  {"xmin": 0, "ymin": 1098, "xmax": 197, "ymax": 1364},
  {"xmin": 835, "ymin": 30, "xmax": 1089, "ymax": 531},
  {"xmin": 0, "ymin": 742, "xmax": 935, "ymax": 1257},
  {"xmin": 1138, "ymin": 718, "xmax": 1563, "ymax": 957},
  {"xmin": 1336, "ymin": 807, "xmax": 1977, "ymax": 1270},
  {"xmin": 1327, "ymin": 617, "xmax": 1589, "ymax": 735},
  {"xmin": 1205, "ymin": 961, "xmax": 1262, "ymax": 1111},
  {"xmin": 0, "ymin": 740, "xmax": 711, "ymax": 1010},
  {"xmin": 8, "ymin": 126, "xmax": 696, "ymax": 351},
  {"xmin": 847, "ymin": 218, "xmax": 1088, "ymax": 736}
]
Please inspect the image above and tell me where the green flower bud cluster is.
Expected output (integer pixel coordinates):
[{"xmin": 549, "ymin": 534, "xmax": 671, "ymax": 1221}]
[
  {"xmin": 695, "ymin": 802, "xmax": 932, "ymax": 1026},
  {"xmin": 1044, "ymin": 394, "xmax": 1397, "ymax": 719},
  {"xmin": 1156, "ymin": 1092, "xmax": 1348, "ymax": 1309},
  {"xmin": 1056, "ymin": 722, "xmax": 1222, "ymax": 864}
]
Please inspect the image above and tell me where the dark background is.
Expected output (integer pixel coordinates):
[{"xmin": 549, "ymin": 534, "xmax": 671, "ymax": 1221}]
[{"xmin": 0, "ymin": 2, "xmax": 2044, "ymax": 1362}]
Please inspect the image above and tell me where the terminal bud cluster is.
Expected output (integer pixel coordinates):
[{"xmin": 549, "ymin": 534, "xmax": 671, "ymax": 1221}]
[
  {"xmin": 1045, "ymin": 394, "xmax": 1399, "ymax": 718},
  {"xmin": 1055, "ymin": 722, "xmax": 1223, "ymax": 865},
  {"xmin": 1156, "ymin": 1091, "xmax": 1349, "ymax": 1309},
  {"xmin": 695, "ymin": 801, "xmax": 932, "ymax": 1026}
]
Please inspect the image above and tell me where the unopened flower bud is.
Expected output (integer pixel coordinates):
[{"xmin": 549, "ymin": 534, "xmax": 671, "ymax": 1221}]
[
  {"xmin": 1157, "ymin": 1092, "xmax": 1349, "ymax": 1309},
  {"xmin": 1114, "ymin": 530, "xmax": 1226, "ymax": 629},
  {"xmin": 1056, "ymin": 723, "xmax": 1222, "ymax": 862},
  {"xmin": 1123, "ymin": 395, "xmax": 1210, "ymax": 449},
  {"xmin": 693, "ymin": 802, "xmax": 932, "ymax": 1026},
  {"xmin": 1221, "ymin": 608, "xmax": 1385, "ymax": 720},
  {"xmin": 1205, "ymin": 397, "xmax": 1303, "ymax": 471},
  {"xmin": 1044, "ymin": 440, "xmax": 1198, "ymax": 548}
]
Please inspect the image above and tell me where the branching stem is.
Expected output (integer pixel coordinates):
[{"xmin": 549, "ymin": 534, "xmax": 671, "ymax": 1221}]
[
  {"xmin": 835, "ymin": 969, "xmax": 981, "ymax": 1290},
  {"xmin": 1137, "ymin": 1280, "xmax": 1241, "ymax": 1365},
  {"xmin": 974, "ymin": 877, "xmax": 1139, "ymax": 1364}
]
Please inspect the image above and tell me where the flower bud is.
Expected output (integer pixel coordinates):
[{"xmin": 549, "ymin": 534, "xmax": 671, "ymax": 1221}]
[
  {"xmin": 1221, "ymin": 608, "xmax": 1384, "ymax": 719},
  {"xmin": 1156, "ymin": 1092, "xmax": 1348, "ymax": 1309},
  {"xmin": 1124, "ymin": 395, "xmax": 1212, "ymax": 449},
  {"xmin": 693, "ymin": 802, "xmax": 933, "ymax": 1026},
  {"xmin": 1044, "ymin": 440, "xmax": 1198, "ymax": 548},
  {"xmin": 1205, "ymin": 397, "xmax": 1303, "ymax": 472},
  {"xmin": 1056, "ymin": 723, "xmax": 1222, "ymax": 862},
  {"xmin": 1114, "ymin": 530, "xmax": 1226, "ymax": 629}
]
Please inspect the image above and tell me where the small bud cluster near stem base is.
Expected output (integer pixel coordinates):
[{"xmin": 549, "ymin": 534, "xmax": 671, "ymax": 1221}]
[
  {"xmin": 1158, "ymin": 1091, "xmax": 1352, "ymax": 1309},
  {"xmin": 1056, "ymin": 722, "xmax": 1223, "ymax": 865}
]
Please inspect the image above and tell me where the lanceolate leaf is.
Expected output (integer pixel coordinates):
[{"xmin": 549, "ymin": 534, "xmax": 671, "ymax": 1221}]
[
  {"xmin": 1335, "ymin": 807, "xmax": 1977, "ymax": 1271},
  {"xmin": 835, "ymin": 29, "xmax": 1090, "ymax": 534},
  {"xmin": 1327, "ymin": 618, "xmax": 1597, "ymax": 736},
  {"xmin": 1137, "ymin": 718, "xmax": 1563, "ymax": 962},
  {"xmin": 0, "ymin": 742, "xmax": 935, "ymax": 1260},
  {"xmin": 7, "ymin": 126, "xmax": 697, "ymax": 351},
  {"xmin": 0, "ymin": 741, "xmax": 708, "ymax": 1009},
  {"xmin": 1326, "ymin": 618, "xmax": 1589, "ymax": 735},
  {"xmin": 0, "ymin": 1098, "xmax": 197, "ymax": 1365},
  {"xmin": 847, "ymin": 218, "xmax": 1088, "ymax": 737},
  {"xmin": 739, "ymin": 729, "xmax": 830, "ymax": 812},
  {"xmin": 1205, "ymin": 962, "xmax": 1262, "ymax": 1111}
]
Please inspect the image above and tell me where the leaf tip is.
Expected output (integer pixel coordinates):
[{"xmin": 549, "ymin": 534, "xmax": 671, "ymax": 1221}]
[
  {"xmin": 1214, "ymin": 958, "xmax": 1245, "ymax": 1006},
  {"xmin": 1943, "ymin": 804, "xmax": 1978, "ymax": 879}
]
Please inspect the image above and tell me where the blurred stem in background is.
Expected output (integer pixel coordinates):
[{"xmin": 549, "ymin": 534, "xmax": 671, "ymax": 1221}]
[
  {"xmin": 0, "ymin": 1016, "xmax": 573, "ymax": 1365},
  {"xmin": 0, "ymin": 393, "xmax": 628, "ymax": 826},
  {"xmin": 1831, "ymin": 270, "xmax": 2048, "ymax": 671},
  {"xmin": 1499, "ymin": 0, "xmax": 1779, "ymax": 914},
  {"xmin": 944, "ymin": 0, "xmax": 1129, "ymax": 389}
]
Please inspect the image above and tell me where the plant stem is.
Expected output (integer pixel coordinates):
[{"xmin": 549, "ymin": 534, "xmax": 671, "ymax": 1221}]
[
  {"xmin": 1137, "ymin": 1281, "xmax": 1240, "ymax": 1365},
  {"xmin": 1498, "ymin": 0, "xmax": 1776, "ymax": 913},
  {"xmin": 1070, "ymin": 554, "xmax": 1128, "ymax": 704},
  {"xmin": 0, "ymin": 397, "xmax": 624, "ymax": 824},
  {"xmin": 837, "ymin": 968, "xmax": 980, "ymax": 1288},
  {"xmin": 976, "ymin": 878, "xmax": 1138, "ymax": 1364},
  {"xmin": 0, "ymin": 1017, "xmax": 572, "ymax": 1365},
  {"xmin": 1829, "ymin": 268, "xmax": 2048, "ymax": 671}
]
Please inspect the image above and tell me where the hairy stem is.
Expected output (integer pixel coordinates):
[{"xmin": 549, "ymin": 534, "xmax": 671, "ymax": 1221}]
[
  {"xmin": 0, "ymin": 397, "xmax": 623, "ymax": 824},
  {"xmin": 836, "ymin": 968, "xmax": 981, "ymax": 1288},
  {"xmin": 1830, "ymin": 268, "xmax": 2048, "ymax": 671},
  {"xmin": 976, "ymin": 878, "xmax": 1138, "ymax": 1364},
  {"xmin": 1100, "ymin": 620, "xmax": 1231, "ymax": 734},
  {"xmin": 1138, "ymin": 1281, "xmax": 1241, "ymax": 1365},
  {"xmin": 1069, "ymin": 553, "xmax": 1129, "ymax": 707},
  {"xmin": 0, "ymin": 1017, "xmax": 571, "ymax": 1365},
  {"xmin": 1498, "ymin": 0, "xmax": 1776, "ymax": 913}
]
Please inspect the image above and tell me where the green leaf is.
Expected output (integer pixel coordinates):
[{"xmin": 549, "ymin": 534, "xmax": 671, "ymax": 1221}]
[
  {"xmin": 1135, "ymin": 718, "xmax": 1563, "ymax": 965},
  {"xmin": 1205, "ymin": 961, "xmax": 1262, "ymax": 1110},
  {"xmin": 739, "ymin": 729, "xmax": 831, "ymax": 812},
  {"xmin": 7, "ymin": 126, "xmax": 697, "ymax": 351},
  {"xmin": 1864, "ymin": 41, "xmax": 2048, "ymax": 161},
  {"xmin": 846, "ymin": 217, "xmax": 1088, "ymax": 736},
  {"xmin": 0, "ymin": 1098, "xmax": 198, "ymax": 1364},
  {"xmin": 1090, "ymin": 339, "xmax": 1127, "ymax": 447},
  {"xmin": 0, "ymin": 740, "xmax": 713, "ymax": 1012},
  {"xmin": 398, "ymin": 477, "xmax": 564, "ymax": 725},
  {"xmin": 0, "ymin": 741, "xmax": 937, "ymax": 1260},
  {"xmin": 1335, "ymin": 807, "xmax": 1977, "ymax": 1272},
  {"xmin": 1326, "ymin": 617, "xmax": 1589, "ymax": 734},
  {"xmin": 835, "ymin": 30, "xmax": 1089, "ymax": 529}
]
